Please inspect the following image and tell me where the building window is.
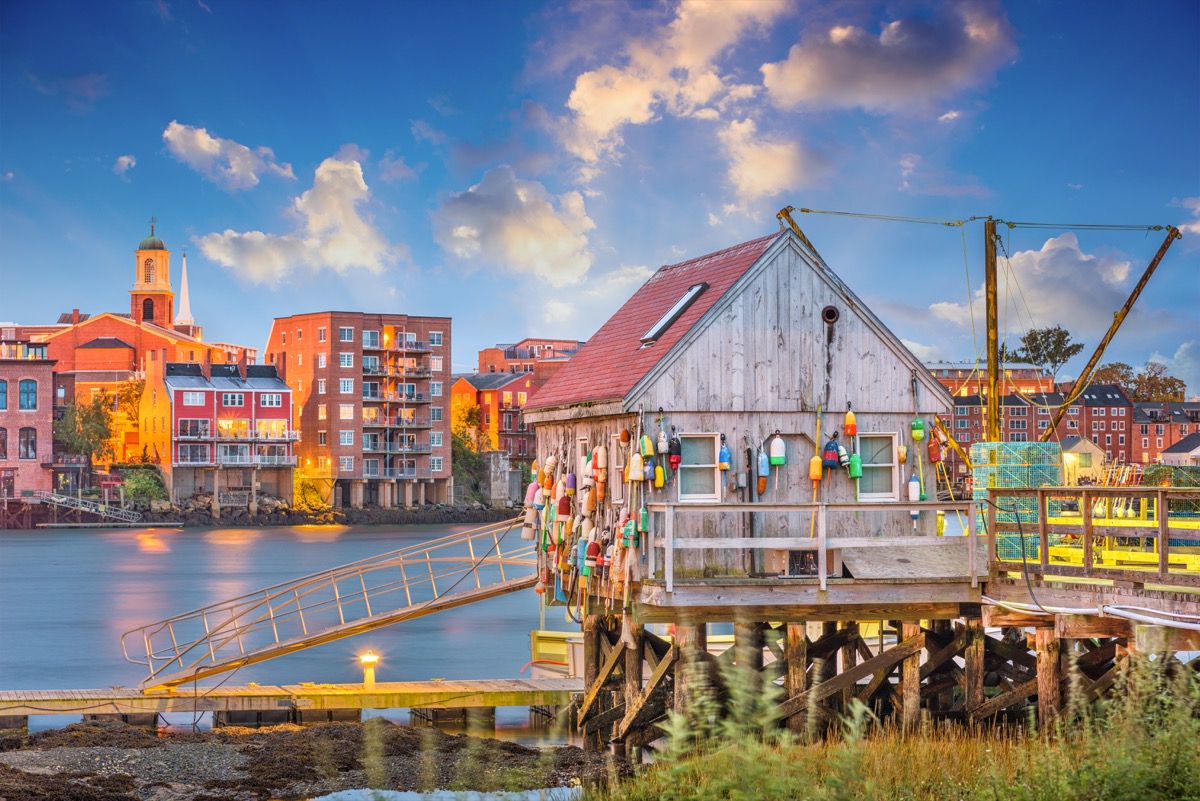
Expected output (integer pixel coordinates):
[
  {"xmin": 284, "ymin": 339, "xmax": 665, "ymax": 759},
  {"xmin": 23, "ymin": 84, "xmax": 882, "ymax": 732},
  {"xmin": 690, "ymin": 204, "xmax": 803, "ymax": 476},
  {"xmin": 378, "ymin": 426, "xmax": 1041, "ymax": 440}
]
[
  {"xmin": 1068, "ymin": 408, "xmax": 1079, "ymax": 415},
  {"xmin": 296, "ymin": 328, "xmax": 302, "ymax": 341},
  {"xmin": 431, "ymin": 431, "xmax": 443, "ymax": 447},
  {"xmin": 858, "ymin": 434, "xmax": 899, "ymax": 500},
  {"xmin": 340, "ymin": 378, "xmax": 354, "ymax": 394},
  {"xmin": 1119, "ymin": 435, "xmax": 1125, "ymax": 445},
  {"xmin": 363, "ymin": 330, "xmax": 380, "ymax": 348},
  {"xmin": 1156, "ymin": 437, "xmax": 1163, "ymax": 448},
  {"xmin": 339, "ymin": 404, "xmax": 354, "ymax": 420},
  {"xmin": 318, "ymin": 353, "xmax": 327, "ymax": 368},
  {"xmin": 143, "ymin": 258, "xmax": 154, "ymax": 283},
  {"xmin": 678, "ymin": 433, "xmax": 720, "ymax": 502},
  {"xmin": 260, "ymin": 394, "xmax": 282, "ymax": 407},
  {"xmin": 1092, "ymin": 421, "xmax": 1099, "ymax": 431},
  {"xmin": 1009, "ymin": 433, "xmax": 1028, "ymax": 442},
  {"xmin": 1142, "ymin": 437, "xmax": 1149, "ymax": 448},
  {"xmin": 431, "ymin": 407, "xmax": 443, "ymax": 422},
  {"xmin": 1010, "ymin": 407, "xmax": 1027, "ymax": 416},
  {"xmin": 339, "ymin": 326, "xmax": 354, "ymax": 342},
  {"xmin": 431, "ymin": 456, "xmax": 443, "ymax": 472},
  {"xmin": 18, "ymin": 379, "xmax": 37, "ymax": 410},
  {"xmin": 955, "ymin": 419, "xmax": 970, "ymax": 429},
  {"xmin": 339, "ymin": 456, "xmax": 354, "ymax": 473},
  {"xmin": 0, "ymin": 427, "xmax": 6, "ymax": 459},
  {"xmin": 222, "ymin": 393, "xmax": 244, "ymax": 407},
  {"xmin": 1067, "ymin": 421, "xmax": 1078, "ymax": 430},
  {"xmin": 1096, "ymin": 408, "xmax": 1106, "ymax": 416},
  {"xmin": 318, "ymin": 431, "xmax": 327, "ymax": 446},
  {"xmin": 177, "ymin": 419, "xmax": 211, "ymax": 438},
  {"xmin": 518, "ymin": 392, "xmax": 527, "ymax": 406},
  {"xmin": 18, "ymin": 427, "xmax": 36, "ymax": 460},
  {"xmin": 429, "ymin": 331, "xmax": 443, "ymax": 346},
  {"xmin": 1117, "ymin": 407, "xmax": 1125, "ymax": 416},
  {"xmin": 1105, "ymin": 435, "xmax": 1112, "ymax": 446},
  {"xmin": 182, "ymin": 391, "xmax": 204, "ymax": 406},
  {"xmin": 364, "ymin": 458, "xmax": 380, "ymax": 477},
  {"xmin": 296, "ymin": 353, "xmax": 303, "ymax": 367},
  {"xmin": 339, "ymin": 430, "xmax": 354, "ymax": 446},
  {"xmin": 431, "ymin": 381, "xmax": 442, "ymax": 397},
  {"xmin": 281, "ymin": 332, "xmax": 287, "ymax": 345},
  {"xmin": 431, "ymin": 356, "xmax": 443, "ymax": 372},
  {"xmin": 1010, "ymin": 420, "xmax": 1026, "ymax": 430},
  {"xmin": 318, "ymin": 379, "xmax": 326, "ymax": 395},
  {"xmin": 1140, "ymin": 424, "xmax": 1148, "ymax": 435},
  {"xmin": 339, "ymin": 352, "xmax": 354, "ymax": 368},
  {"xmin": 503, "ymin": 392, "xmax": 513, "ymax": 407},
  {"xmin": 318, "ymin": 327, "xmax": 327, "ymax": 343},
  {"xmin": 1155, "ymin": 425, "xmax": 1165, "ymax": 435},
  {"xmin": 1038, "ymin": 420, "xmax": 1049, "ymax": 429},
  {"xmin": 0, "ymin": 380, "xmax": 6, "ymax": 410},
  {"xmin": 954, "ymin": 406, "xmax": 969, "ymax": 415}
]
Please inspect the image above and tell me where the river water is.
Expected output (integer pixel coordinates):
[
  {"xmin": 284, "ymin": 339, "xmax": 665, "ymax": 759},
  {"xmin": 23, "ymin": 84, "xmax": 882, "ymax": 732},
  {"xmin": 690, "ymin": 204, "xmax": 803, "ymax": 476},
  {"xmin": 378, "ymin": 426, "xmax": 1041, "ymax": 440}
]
[{"xmin": 0, "ymin": 523, "xmax": 574, "ymax": 739}]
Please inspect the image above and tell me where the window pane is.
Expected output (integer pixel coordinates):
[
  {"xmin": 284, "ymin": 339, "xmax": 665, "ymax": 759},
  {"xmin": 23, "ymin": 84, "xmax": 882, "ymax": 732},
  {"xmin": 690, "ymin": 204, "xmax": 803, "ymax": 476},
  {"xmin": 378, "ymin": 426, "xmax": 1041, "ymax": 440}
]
[
  {"xmin": 680, "ymin": 436, "xmax": 715, "ymax": 464},
  {"xmin": 860, "ymin": 466, "xmax": 892, "ymax": 495},
  {"xmin": 679, "ymin": 467, "xmax": 713, "ymax": 496}
]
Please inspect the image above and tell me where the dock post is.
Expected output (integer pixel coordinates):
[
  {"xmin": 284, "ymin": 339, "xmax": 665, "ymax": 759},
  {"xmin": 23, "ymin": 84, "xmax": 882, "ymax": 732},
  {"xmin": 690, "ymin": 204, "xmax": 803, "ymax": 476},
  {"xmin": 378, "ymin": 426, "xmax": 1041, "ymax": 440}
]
[
  {"xmin": 734, "ymin": 621, "xmax": 764, "ymax": 698},
  {"xmin": 582, "ymin": 614, "xmax": 602, "ymax": 752},
  {"xmin": 900, "ymin": 621, "xmax": 921, "ymax": 730},
  {"xmin": 623, "ymin": 622, "xmax": 644, "ymax": 759},
  {"xmin": 1035, "ymin": 627, "xmax": 1061, "ymax": 726},
  {"xmin": 784, "ymin": 621, "xmax": 807, "ymax": 734},
  {"xmin": 673, "ymin": 622, "xmax": 707, "ymax": 720},
  {"xmin": 840, "ymin": 622, "xmax": 859, "ymax": 710},
  {"xmin": 964, "ymin": 617, "xmax": 985, "ymax": 715}
]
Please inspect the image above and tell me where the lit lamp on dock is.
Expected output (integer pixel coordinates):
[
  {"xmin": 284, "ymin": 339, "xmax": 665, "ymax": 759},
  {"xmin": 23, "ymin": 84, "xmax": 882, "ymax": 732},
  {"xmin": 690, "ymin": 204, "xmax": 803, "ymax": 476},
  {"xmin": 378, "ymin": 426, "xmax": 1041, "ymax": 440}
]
[{"xmin": 360, "ymin": 651, "xmax": 379, "ymax": 691}]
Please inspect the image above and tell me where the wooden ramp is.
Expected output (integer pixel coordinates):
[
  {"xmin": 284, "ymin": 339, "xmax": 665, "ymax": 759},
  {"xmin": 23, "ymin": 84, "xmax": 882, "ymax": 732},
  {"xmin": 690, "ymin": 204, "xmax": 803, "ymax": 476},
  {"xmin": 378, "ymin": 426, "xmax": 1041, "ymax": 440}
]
[
  {"xmin": 840, "ymin": 537, "xmax": 988, "ymax": 580},
  {"xmin": 0, "ymin": 678, "xmax": 582, "ymax": 717},
  {"xmin": 122, "ymin": 518, "xmax": 537, "ymax": 690}
]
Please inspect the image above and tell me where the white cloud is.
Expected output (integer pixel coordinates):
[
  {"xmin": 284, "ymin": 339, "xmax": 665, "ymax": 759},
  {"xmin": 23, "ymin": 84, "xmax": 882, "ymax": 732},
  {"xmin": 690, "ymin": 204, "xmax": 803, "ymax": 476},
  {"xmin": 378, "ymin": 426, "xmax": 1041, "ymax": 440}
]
[
  {"xmin": 198, "ymin": 154, "xmax": 394, "ymax": 286},
  {"xmin": 901, "ymin": 338, "xmax": 942, "ymax": 361},
  {"xmin": 1152, "ymin": 340, "xmax": 1200, "ymax": 399},
  {"xmin": 378, "ymin": 152, "xmax": 417, "ymax": 182},
  {"xmin": 929, "ymin": 232, "xmax": 1133, "ymax": 343},
  {"xmin": 113, "ymin": 155, "xmax": 136, "ymax": 176},
  {"xmin": 938, "ymin": 110, "xmax": 961, "ymax": 123},
  {"xmin": 412, "ymin": 120, "xmax": 448, "ymax": 146},
  {"xmin": 162, "ymin": 121, "xmax": 294, "ymax": 191},
  {"xmin": 1068, "ymin": 182, "xmax": 1083, "ymax": 190},
  {"xmin": 525, "ymin": 263, "xmax": 655, "ymax": 334},
  {"xmin": 707, "ymin": 212, "xmax": 722, "ymax": 226},
  {"xmin": 562, "ymin": 0, "xmax": 788, "ymax": 165},
  {"xmin": 719, "ymin": 118, "xmax": 818, "ymax": 204},
  {"xmin": 1178, "ymin": 196, "xmax": 1200, "ymax": 236},
  {"xmin": 432, "ymin": 165, "xmax": 595, "ymax": 287},
  {"xmin": 761, "ymin": 1, "xmax": 1016, "ymax": 113}
]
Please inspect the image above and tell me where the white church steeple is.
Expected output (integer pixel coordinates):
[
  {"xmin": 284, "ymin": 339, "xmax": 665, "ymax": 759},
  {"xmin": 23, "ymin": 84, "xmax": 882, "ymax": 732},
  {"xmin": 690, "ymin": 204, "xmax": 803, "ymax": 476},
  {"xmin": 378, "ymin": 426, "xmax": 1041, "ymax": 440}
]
[{"xmin": 175, "ymin": 249, "xmax": 195, "ymax": 327}]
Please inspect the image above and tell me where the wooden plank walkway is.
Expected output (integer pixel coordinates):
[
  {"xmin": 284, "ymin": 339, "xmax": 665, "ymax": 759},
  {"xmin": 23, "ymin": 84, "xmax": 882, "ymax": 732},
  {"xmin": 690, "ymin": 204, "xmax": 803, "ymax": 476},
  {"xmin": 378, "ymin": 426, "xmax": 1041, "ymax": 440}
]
[{"xmin": 0, "ymin": 678, "xmax": 582, "ymax": 717}]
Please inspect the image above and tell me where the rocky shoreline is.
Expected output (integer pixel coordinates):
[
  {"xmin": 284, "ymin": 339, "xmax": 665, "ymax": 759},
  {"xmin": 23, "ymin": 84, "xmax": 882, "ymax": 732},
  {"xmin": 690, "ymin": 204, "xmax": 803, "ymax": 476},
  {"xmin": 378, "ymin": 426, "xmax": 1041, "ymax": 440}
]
[{"xmin": 0, "ymin": 719, "xmax": 627, "ymax": 801}]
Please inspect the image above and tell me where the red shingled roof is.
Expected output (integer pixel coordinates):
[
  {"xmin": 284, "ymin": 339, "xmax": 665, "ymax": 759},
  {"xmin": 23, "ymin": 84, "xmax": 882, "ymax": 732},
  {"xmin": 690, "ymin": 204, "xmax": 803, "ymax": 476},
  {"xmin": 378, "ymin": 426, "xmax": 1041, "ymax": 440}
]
[{"xmin": 528, "ymin": 233, "xmax": 780, "ymax": 411}]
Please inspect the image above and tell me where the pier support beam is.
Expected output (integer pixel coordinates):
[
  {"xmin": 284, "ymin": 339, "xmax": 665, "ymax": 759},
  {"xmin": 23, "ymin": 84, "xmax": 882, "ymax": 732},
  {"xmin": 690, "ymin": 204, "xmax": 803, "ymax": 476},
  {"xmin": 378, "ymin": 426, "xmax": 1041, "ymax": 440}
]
[
  {"xmin": 900, "ymin": 621, "xmax": 921, "ymax": 730},
  {"xmin": 784, "ymin": 622, "xmax": 807, "ymax": 734},
  {"xmin": 1036, "ymin": 627, "xmax": 1061, "ymax": 726},
  {"xmin": 963, "ymin": 617, "xmax": 985, "ymax": 715},
  {"xmin": 582, "ymin": 615, "xmax": 603, "ymax": 753},
  {"xmin": 673, "ymin": 622, "xmax": 707, "ymax": 719}
]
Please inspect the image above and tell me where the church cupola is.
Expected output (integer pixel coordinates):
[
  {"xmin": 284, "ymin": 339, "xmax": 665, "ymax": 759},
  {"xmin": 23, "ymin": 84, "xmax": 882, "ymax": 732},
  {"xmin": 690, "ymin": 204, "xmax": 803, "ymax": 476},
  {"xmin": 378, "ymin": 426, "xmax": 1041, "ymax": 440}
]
[{"xmin": 130, "ymin": 218, "xmax": 175, "ymax": 326}]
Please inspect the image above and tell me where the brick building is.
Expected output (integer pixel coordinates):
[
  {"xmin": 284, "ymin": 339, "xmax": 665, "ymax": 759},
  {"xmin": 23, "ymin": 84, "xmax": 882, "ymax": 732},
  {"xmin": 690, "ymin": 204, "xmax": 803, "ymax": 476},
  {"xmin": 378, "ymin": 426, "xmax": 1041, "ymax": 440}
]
[
  {"xmin": 0, "ymin": 336, "xmax": 57, "ymax": 497},
  {"xmin": 925, "ymin": 360, "xmax": 1054, "ymax": 398},
  {"xmin": 265, "ymin": 312, "xmax": 452, "ymax": 508},
  {"xmin": 477, "ymin": 338, "xmax": 585, "ymax": 384},
  {"xmin": 141, "ymin": 356, "xmax": 296, "ymax": 507},
  {"xmin": 1132, "ymin": 401, "xmax": 1200, "ymax": 464},
  {"xmin": 450, "ymin": 372, "xmax": 540, "ymax": 465}
]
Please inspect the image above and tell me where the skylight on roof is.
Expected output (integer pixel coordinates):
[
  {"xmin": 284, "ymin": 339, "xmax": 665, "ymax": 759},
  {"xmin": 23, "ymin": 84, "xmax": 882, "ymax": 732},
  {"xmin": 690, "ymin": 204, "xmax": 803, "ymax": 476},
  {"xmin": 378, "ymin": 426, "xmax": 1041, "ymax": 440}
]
[{"xmin": 640, "ymin": 282, "xmax": 708, "ymax": 347}]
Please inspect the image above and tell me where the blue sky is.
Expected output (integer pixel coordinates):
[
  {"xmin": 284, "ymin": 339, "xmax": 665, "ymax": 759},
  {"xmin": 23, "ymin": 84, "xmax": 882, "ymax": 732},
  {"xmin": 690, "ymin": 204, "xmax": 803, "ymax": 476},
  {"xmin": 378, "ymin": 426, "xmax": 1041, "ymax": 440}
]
[{"xmin": 2, "ymin": 0, "xmax": 1198, "ymax": 394}]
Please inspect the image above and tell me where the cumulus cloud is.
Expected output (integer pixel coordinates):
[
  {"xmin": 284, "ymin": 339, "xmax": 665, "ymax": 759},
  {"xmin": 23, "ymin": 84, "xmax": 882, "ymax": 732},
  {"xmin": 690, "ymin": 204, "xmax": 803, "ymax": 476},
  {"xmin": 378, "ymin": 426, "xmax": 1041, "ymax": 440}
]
[
  {"xmin": 1152, "ymin": 340, "xmax": 1200, "ymax": 399},
  {"xmin": 433, "ymin": 165, "xmax": 595, "ymax": 287},
  {"xmin": 902, "ymin": 339, "xmax": 943, "ymax": 361},
  {"xmin": 163, "ymin": 121, "xmax": 295, "ymax": 191},
  {"xmin": 761, "ymin": 1, "xmax": 1016, "ymax": 113},
  {"xmin": 929, "ymin": 233, "xmax": 1133, "ymax": 343},
  {"xmin": 718, "ymin": 118, "xmax": 819, "ymax": 204},
  {"xmin": 198, "ymin": 154, "xmax": 394, "ymax": 285},
  {"xmin": 1178, "ymin": 196, "xmax": 1200, "ymax": 237},
  {"xmin": 113, "ymin": 155, "xmax": 136, "ymax": 176},
  {"xmin": 562, "ymin": 0, "xmax": 788, "ymax": 164}
]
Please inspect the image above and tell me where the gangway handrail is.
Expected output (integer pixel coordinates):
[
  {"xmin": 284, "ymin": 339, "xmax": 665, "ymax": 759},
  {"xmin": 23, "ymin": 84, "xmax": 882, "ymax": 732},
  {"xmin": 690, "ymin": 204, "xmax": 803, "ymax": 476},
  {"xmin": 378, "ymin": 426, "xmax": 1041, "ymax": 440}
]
[
  {"xmin": 32, "ymin": 490, "xmax": 143, "ymax": 523},
  {"xmin": 121, "ymin": 516, "xmax": 534, "ymax": 690}
]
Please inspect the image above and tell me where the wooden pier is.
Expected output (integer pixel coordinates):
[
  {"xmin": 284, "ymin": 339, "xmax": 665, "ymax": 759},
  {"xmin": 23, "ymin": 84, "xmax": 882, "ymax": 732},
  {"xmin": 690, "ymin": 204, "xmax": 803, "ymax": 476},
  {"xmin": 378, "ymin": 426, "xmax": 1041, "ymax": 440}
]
[{"xmin": 0, "ymin": 678, "xmax": 581, "ymax": 719}]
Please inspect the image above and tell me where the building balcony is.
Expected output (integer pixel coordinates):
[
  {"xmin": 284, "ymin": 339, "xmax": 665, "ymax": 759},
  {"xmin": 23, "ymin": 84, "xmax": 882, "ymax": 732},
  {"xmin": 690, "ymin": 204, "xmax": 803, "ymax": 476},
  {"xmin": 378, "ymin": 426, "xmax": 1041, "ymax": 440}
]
[
  {"xmin": 360, "ymin": 467, "xmax": 434, "ymax": 480},
  {"xmin": 388, "ymin": 340, "xmax": 431, "ymax": 353},
  {"xmin": 362, "ymin": 441, "xmax": 432, "ymax": 455},
  {"xmin": 177, "ymin": 430, "xmax": 300, "ymax": 442},
  {"xmin": 362, "ymin": 416, "xmax": 433, "ymax": 429},
  {"xmin": 362, "ymin": 391, "xmax": 433, "ymax": 404},
  {"xmin": 50, "ymin": 453, "xmax": 88, "ymax": 468},
  {"xmin": 362, "ymin": 365, "xmax": 433, "ymax": 378},
  {"xmin": 176, "ymin": 454, "xmax": 297, "ymax": 467}
]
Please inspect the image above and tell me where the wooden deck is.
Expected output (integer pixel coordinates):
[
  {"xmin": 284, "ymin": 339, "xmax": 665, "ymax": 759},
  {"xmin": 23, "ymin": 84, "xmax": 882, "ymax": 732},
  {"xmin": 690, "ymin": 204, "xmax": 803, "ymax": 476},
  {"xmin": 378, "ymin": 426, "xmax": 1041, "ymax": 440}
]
[{"xmin": 0, "ymin": 678, "xmax": 582, "ymax": 718}]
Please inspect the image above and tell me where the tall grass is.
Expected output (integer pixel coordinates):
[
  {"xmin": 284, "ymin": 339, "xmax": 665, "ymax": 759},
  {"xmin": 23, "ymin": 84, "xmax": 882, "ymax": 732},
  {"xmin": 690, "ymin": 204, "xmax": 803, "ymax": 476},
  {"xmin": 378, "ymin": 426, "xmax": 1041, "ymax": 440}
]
[{"xmin": 589, "ymin": 652, "xmax": 1200, "ymax": 801}]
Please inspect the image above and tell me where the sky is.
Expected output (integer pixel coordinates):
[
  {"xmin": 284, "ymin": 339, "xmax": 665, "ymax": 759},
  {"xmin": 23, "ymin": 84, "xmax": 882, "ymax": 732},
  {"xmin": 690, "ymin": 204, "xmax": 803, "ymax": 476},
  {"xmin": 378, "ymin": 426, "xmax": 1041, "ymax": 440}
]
[{"xmin": 2, "ymin": 0, "xmax": 1198, "ymax": 395}]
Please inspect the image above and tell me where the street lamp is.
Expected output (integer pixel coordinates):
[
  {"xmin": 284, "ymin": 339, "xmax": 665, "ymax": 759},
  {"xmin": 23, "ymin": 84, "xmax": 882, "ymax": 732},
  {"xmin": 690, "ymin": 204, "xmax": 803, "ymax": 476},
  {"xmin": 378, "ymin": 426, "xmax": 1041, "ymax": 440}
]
[{"xmin": 360, "ymin": 651, "xmax": 379, "ymax": 691}]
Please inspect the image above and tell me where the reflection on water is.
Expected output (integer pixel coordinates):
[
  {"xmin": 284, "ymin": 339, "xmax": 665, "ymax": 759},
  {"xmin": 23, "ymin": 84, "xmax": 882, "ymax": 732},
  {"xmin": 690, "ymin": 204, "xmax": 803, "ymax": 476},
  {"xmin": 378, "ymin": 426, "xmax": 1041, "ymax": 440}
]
[{"xmin": 0, "ymin": 524, "xmax": 574, "ymax": 741}]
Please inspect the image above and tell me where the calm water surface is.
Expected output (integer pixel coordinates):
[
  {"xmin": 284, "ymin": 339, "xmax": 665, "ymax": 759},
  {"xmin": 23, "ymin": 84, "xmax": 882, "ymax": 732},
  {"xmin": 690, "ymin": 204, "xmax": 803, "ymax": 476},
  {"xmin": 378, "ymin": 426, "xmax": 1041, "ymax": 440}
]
[{"xmin": 0, "ymin": 524, "xmax": 574, "ymax": 737}]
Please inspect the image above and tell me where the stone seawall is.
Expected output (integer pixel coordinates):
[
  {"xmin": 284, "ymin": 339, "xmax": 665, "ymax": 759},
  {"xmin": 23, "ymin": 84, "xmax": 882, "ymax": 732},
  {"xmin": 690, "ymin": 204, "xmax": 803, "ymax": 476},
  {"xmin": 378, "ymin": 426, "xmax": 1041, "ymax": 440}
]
[{"xmin": 134, "ymin": 503, "xmax": 518, "ymax": 529}]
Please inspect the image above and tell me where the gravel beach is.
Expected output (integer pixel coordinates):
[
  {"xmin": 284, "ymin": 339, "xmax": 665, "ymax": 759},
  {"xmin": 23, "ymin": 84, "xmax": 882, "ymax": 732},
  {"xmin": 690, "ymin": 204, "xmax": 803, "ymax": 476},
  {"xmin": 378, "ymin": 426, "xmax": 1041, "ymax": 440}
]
[{"xmin": 0, "ymin": 719, "xmax": 628, "ymax": 801}]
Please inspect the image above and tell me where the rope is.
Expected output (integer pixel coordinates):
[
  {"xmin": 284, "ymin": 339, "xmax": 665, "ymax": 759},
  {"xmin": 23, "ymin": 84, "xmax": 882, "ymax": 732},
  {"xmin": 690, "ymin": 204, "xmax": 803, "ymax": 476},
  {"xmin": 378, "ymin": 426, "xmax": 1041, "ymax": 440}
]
[{"xmin": 796, "ymin": 207, "xmax": 977, "ymax": 227}]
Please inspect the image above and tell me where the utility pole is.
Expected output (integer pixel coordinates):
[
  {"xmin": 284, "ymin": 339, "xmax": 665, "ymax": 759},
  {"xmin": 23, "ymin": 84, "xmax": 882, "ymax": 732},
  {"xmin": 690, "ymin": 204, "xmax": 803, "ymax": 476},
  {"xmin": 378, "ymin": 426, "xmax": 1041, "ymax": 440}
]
[{"xmin": 984, "ymin": 218, "xmax": 1000, "ymax": 443}]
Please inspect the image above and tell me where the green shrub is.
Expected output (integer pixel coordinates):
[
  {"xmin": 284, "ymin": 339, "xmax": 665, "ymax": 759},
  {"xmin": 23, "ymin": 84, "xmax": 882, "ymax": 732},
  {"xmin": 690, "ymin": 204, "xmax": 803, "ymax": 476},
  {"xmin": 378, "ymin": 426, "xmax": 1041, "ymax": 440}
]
[{"xmin": 123, "ymin": 469, "xmax": 168, "ymax": 502}]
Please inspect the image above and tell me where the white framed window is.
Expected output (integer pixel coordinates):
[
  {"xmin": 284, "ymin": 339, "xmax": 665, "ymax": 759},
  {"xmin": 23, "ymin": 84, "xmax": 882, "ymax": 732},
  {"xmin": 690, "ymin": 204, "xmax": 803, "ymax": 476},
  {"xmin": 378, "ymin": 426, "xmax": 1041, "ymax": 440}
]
[
  {"xmin": 340, "ymin": 352, "xmax": 354, "ymax": 368},
  {"xmin": 364, "ymin": 458, "xmax": 380, "ymax": 477},
  {"xmin": 260, "ymin": 394, "xmax": 282, "ymax": 407},
  {"xmin": 182, "ymin": 391, "xmax": 205, "ymax": 406},
  {"xmin": 340, "ymin": 378, "xmax": 354, "ymax": 394},
  {"xmin": 1010, "ymin": 420, "xmax": 1026, "ymax": 430},
  {"xmin": 318, "ymin": 431, "xmax": 327, "ymax": 446},
  {"xmin": 222, "ymin": 393, "xmax": 244, "ymax": 407},
  {"xmin": 858, "ymin": 433, "xmax": 899, "ymax": 501},
  {"xmin": 431, "ymin": 381, "xmax": 442, "ymax": 397},
  {"xmin": 431, "ymin": 356, "xmax": 443, "ymax": 371},
  {"xmin": 1010, "ymin": 407, "xmax": 1027, "ymax": 416},
  {"xmin": 339, "ymin": 326, "xmax": 354, "ymax": 342},
  {"xmin": 1009, "ymin": 433, "xmax": 1028, "ymax": 442},
  {"xmin": 317, "ymin": 353, "xmax": 327, "ymax": 368},
  {"xmin": 296, "ymin": 328, "xmax": 302, "ymax": 341},
  {"xmin": 1119, "ymin": 435, "xmax": 1125, "ymax": 445},
  {"xmin": 518, "ymin": 392, "xmax": 527, "ymax": 405},
  {"xmin": 339, "ymin": 404, "xmax": 354, "ymax": 420},
  {"xmin": 363, "ymin": 330, "xmax": 380, "ymax": 348},
  {"xmin": 1156, "ymin": 437, "xmax": 1163, "ymax": 448},
  {"xmin": 339, "ymin": 430, "xmax": 353, "ymax": 446},
  {"xmin": 1038, "ymin": 420, "xmax": 1048, "ymax": 429},
  {"xmin": 297, "ymin": 353, "xmax": 302, "ymax": 366},
  {"xmin": 955, "ymin": 419, "xmax": 970, "ymax": 429},
  {"xmin": 431, "ymin": 407, "xmax": 443, "ymax": 422},
  {"xmin": 1096, "ymin": 408, "xmax": 1106, "ymax": 416},
  {"xmin": 1105, "ymin": 434, "xmax": 1112, "ymax": 446},
  {"xmin": 677, "ymin": 433, "xmax": 720, "ymax": 502},
  {"xmin": 1068, "ymin": 408, "xmax": 1079, "ymax": 415},
  {"xmin": 429, "ymin": 331, "xmax": 443, "ymax": 346},
  {"xmin": 318, "ymin": 327, "xmax": 327, "ymax": 343},
  {"xmin": 339, "ymin": 456, "xmax": 354, "ymax": 473},
  {"xmin": 431, "ymin": 431, "xmax": 443, "ymax": 447},
  {"xmin": 431, "ymin": 456, "xmax": 444, "ymax": 472},
  {"xmin": 318, "ymin": 404, "xmax": 327, "ymax": 420},
  {"xmin": 318, "ymin": 379, "xmax": 326, "ymax": 395}
]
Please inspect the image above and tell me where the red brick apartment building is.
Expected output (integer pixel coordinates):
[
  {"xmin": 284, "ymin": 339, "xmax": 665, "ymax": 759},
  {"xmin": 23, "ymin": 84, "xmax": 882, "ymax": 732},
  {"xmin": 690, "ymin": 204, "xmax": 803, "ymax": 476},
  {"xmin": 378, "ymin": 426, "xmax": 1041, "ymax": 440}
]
[
  {"xmin": 0, "ymin": 337, "xmax": 58, "ymax": 497},
  {"xmin": 1132, "ymin": 401, "xmax": 1200, "ymax": 464},
  {"xmin": 140, "ymin": 357, "xmax": 296, "ymax": 505},
  {"xmin": 477, "ymin": 338, "xmax": 585, "ymax": 384},
  {"xmin": 925, "ymin": 360, "xmax": 1053, "ymax": 398},
  {"xmin": 450, "ymin": 372, "xmax": 540, "ymax": 465},
  {"xmin": 265, "ymin": 312, "xmax": 452, "ymax": 508}
]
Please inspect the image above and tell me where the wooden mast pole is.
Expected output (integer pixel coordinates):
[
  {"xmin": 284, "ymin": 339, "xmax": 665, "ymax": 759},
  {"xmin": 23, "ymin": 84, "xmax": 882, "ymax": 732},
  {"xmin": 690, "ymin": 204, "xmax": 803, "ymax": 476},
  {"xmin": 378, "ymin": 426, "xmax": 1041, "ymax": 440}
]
[{"xmin": 984, "ymin": 218, "xmax": 1000, "ymax": 442}]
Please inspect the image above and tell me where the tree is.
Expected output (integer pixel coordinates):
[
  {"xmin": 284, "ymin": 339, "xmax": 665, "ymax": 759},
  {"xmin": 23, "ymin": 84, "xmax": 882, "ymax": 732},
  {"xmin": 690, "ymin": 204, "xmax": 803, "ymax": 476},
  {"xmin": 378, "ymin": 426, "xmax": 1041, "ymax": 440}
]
[
  {"xmin": 1092, "ymin": 362, "xmax": 1135, "ymax": 390},
  {"xmin": 1008, "ymin": 325, "xmax": 1085, "ymax": 383},
  {"xmin": 1130, "ymin": 361, "xmax": 1186, "ymax": 402},
  {"xmin": 451, "ymin": 402, "xmax": 494, "ymax": 452},
  {"xmin": 118, "ymin": 378, "xmax": 145, "ymax": 429},
  {"xmin": 53, "ymin": 394, "xmax": 115, "ymax": 483}
]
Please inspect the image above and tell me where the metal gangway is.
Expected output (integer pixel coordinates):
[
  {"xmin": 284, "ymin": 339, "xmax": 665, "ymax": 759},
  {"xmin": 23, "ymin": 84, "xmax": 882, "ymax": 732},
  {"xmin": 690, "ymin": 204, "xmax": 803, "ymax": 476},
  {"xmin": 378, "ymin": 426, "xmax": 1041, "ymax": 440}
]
[
  {"xmin": 32, "ymin": 490, "xmax": 143, "ymax": 523},
  {"xmin": 122, "ymin": 517, "xmax": 535, "ymax": 691}
]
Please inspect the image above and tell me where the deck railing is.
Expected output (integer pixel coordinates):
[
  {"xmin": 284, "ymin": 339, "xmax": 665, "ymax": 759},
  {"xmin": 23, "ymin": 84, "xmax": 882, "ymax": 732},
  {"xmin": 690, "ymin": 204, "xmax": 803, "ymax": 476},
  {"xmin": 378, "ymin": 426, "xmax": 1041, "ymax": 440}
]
[
  {"xmin": 649, "ymin": 500, "xmax": 978, "ymax": 593},
  {"xmin": 983, "ymin": 486, "xmax": 1200, "ymax": 588}
]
